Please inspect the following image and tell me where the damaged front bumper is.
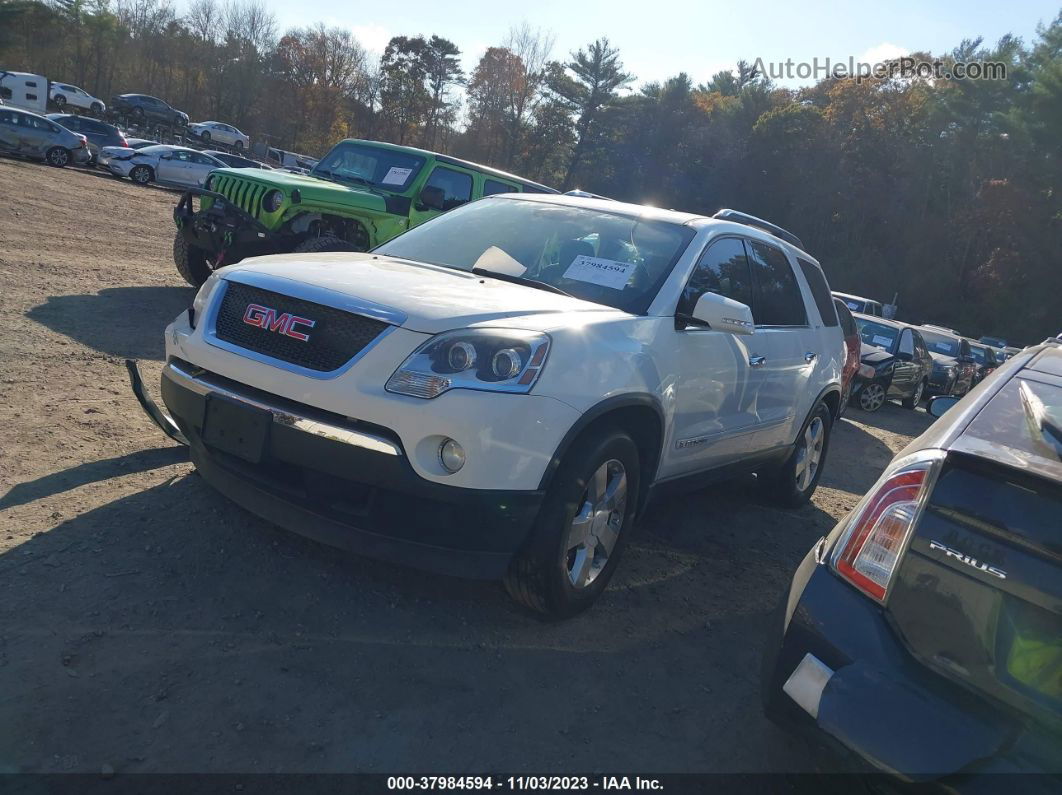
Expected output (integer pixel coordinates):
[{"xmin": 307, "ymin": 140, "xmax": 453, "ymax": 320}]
[
  {"xmin": 125, "ymin": 359, "xmax": 188, "ymax": 445},
  {"xmin": 173, "ymin": 188, "xmax": 279, "ymax": 264}
]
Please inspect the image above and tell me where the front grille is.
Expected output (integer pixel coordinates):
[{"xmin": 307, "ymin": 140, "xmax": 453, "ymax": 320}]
[
  {"xmin": 214, "ymin": 282, "xmax": 389, "ymax": 372},
  {"xmin": 211, "ymin": 174, "xmax": 268, "ymax": 217}
]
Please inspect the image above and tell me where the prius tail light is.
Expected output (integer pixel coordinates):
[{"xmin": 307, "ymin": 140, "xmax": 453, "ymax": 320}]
[{"xmin": 830, "ymin": 450, "xmax": 945, "ymax": 602}]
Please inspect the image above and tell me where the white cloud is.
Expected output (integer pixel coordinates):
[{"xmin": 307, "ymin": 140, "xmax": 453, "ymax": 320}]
[
  {"xmin": 351, "ymin": 23, "xmax": 392, "ymax": 54},
  {"xmin": 859, "ymin": 42, "xmax": 910, "ymax": 64}
]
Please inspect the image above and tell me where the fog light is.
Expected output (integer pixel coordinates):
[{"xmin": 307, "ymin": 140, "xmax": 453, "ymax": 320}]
[{"xmin": 439, "ymin": 438, "xmax": 465, "ymax": 473}]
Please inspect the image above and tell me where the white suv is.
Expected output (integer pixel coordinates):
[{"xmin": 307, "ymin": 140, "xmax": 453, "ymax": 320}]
[
  {"xmin": 134, "ymin": 195, "xmax": 844, "ymax": 616},
  {"xmin": 49, "ymin": 82, "xmax": 106, "ymax": 115}
]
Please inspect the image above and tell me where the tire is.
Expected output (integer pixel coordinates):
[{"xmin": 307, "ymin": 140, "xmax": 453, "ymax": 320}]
[
  {"xmin": 902, "ymin": 379, "xmax": 926, "ymax": 410},
  {"xmin": 234, "ymin": 140, "xmax": 244, "ymax": 150},
  {"xmin": 45, "ymin": 147, "xmax": 70, "ymax": 167},
  {"xmin": 294, "ymin": 234, "xmax": 362, "ymax": 254},
  {"xmin": 90, "ymin": 102, "xmax": 103, "ymax": 116},
  {"xmin": 130, "ymin": 165, "xmax": 153, "ymax": 185},
  {"xmin": 857, "ymin": 381, "xmax": 886, "ymax": 412},
  {"xmin": 838, "ymin": 379, "xmax": 852, "ymax": 418},
  {"xmin": 53, "ymin": 94, "xmax": 66, "ymax": 109},
  {"xmin": 201, "ymin": 131, "xmax": 211, "ymax": 143},
  {"xmin": 173, "ymin": 231, "xmax": 213, "ymax": 287},
  {"xmin": 758, "ymin": 402, "xmax": 832, "ymax": 508},
  {"xmin": 504, "ymin": 428, "xmax": 640, "ymax": 618}
]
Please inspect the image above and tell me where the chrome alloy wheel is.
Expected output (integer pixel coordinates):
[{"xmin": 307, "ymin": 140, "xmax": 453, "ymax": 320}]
[
  {"xmin": 794, "ymin": 416, "xmax": 825, "ymax": 493},
  {"xmin": 912, "ymin": 380, "xmax": 924, "ymax": 404},
  {"xmin": 565, "ymin": 459, "xmax": 627, "ymax": 589},
  {"xmin": 859, "ymin": 382, "xmax": 886, "ymax": 412}
]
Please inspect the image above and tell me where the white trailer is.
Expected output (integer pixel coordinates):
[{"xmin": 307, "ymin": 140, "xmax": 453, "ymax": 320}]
[{"xmin": 0, "ymin": 71, "xmax": 48, "ymax": 113}]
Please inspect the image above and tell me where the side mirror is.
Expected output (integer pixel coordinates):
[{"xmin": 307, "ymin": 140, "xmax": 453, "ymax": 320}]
[
  {"xmin": 927, "ymin": 395, "xmax": 960, "ymax": 418},
  {"xmin": 687, "ymin": 292, "xmax": 754, "ymax": 336}
]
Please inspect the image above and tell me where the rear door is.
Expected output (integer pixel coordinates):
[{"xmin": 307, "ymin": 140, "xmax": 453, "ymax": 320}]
[
  {"xmin": 0, "ymin": 109, "xmax": 21, "ymax": 153},
  {"xmin": 887, "ymin": 371, "xmax": 1062, "ymax": 736},
  {"xmin": 745, "ymin": 238, "xmax": 813, "ymax": 448}
]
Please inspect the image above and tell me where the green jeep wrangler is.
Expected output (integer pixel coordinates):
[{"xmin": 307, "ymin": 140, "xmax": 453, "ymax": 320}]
[{"xmin": 172, "ymin": 138, "xmax": 557, "ymax": 286}]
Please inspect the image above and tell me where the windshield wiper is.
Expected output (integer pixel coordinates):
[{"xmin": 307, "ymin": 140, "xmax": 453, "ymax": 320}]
[
  {"xmin": 312, "ymin": 168, "xmax": 375, "ymax": 188},
  {"xmin": 471, "ymin": 267, "xmax": 574, "ymax": 298}
]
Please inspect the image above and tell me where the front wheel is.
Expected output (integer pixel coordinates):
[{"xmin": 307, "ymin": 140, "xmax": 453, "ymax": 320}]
[
  {"xmin": 857, "ymin": 382, "xmax": 886, "ymax": 412},
  {"xmin": 53, "ymin": 94, "xmax": 67, "ymax": 109},
  {"xmin": 234, "ymin": 139, "xmax": 244, "ymax": 150},
  {"xmin": 504, "ymin": 429, "xmax": 640, "ymax": 618},
  {"xmin": 758, "ymin": 403, "xmax": 832, "ymax": 508},
  {"xmin": 90, "ymin": 102, "xmax": 103, "ymax": 116},
  {"xmin": 902, "ymin": 379, "xmax": 926, "ymax": 410},
  {"xmin": 173, "ymin": 231, "xmax": 213, "ymax": 287},
  {"xmin": 129, "ymin": 165, "xmax": 153, "ymax": 185},
  {"xmin": 45, "ymin": 147, "xmax": 71, "ymax": 167}
]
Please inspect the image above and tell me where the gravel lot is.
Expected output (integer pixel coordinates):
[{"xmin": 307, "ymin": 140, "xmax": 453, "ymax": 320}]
[{"xmin": 0, "ymin": 156, "xmax": 934, "ymax": 776}]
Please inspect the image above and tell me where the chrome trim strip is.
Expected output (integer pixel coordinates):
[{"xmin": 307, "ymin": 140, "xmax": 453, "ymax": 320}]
[
  {"xmin": 202, "ymin": 278, "xmax": 401, "ymax": 380},
  {"xmin": 166, "ymin": 360, "xmax": 402, "ymax": 457}
]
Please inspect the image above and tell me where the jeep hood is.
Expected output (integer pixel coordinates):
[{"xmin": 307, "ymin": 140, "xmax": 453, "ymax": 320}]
[
  {"xmin": 224, "ymin": 252, "xmax": 624, "ymax": 334},
  {"xmin": 210, "ymin": 168, "xmax": 391, "ymax": 212}
]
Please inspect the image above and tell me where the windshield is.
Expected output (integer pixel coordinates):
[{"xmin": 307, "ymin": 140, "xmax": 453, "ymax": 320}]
[
  {"xmin": 919, "ymin": 329, "xmax": 960, "ymax": 357},
  {"xmin": 856, "ymin": 318, "xmax": 898, "ymax": 351},
  {"xmin": 843, "ymin": 298, "xmax": 867, "ymax": 313},
  {"xmin": 374, "ymin": 197, "xmax": 696, "ymax": 313},
  {"xmin": 981, "ymin": 336, "xmax": 1006, "ymax": 348},
  {"xmin": 312, "ymin": 141, "xmax": 424, "ymax": 191}
]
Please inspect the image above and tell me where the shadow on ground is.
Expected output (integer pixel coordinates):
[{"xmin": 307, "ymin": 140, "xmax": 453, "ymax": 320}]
[{"xmin": 27, "ymin": 287, "xmax": 194, "ymax": 360}]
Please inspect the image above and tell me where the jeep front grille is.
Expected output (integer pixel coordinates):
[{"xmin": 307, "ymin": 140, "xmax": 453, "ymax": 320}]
[
  {"xmin": 211, "ymin": 174, "xmax": 268, "ymax": 218},
  {"xmin": 213, "ymin": 282, "xmax": 390, "ymax": 372}
]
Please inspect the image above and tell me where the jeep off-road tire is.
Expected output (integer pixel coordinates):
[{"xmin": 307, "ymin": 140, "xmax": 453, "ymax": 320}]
[
  {"xmin": 758, "ymin": 402, "xmax": 832, "ymax": 508},
  {"xmin": 294, "ymin": 234, "xmax": 363, "ymax": 254},
  {"xmin": 173, "ymin": 231, "xmax": 212, "ymax": 287},
  {"xmin": 504, "ymin": 429, "xmax": 640, "ymax": 619}
]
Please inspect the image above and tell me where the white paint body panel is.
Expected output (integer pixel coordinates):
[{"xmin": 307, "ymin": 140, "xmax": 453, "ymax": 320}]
[{"xmin": 169, "ymin": 204, "xmax": 842, "ymax": 492}]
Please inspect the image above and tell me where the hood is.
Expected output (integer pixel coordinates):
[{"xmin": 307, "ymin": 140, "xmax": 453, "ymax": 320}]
[
  {"xmin": 224, "ymin": 253, "xmax": 625, "ymax": 335},
  {"xmin": 859, "ymin": 343, "xmax": 894, "ymax": 365},
  {"xmin": 209, "ymin": 168, "xmax": 392, "ymax": 213},
  {"xmin": 929, "ymin": 351, "xmax": 959, "ymax": 366}
]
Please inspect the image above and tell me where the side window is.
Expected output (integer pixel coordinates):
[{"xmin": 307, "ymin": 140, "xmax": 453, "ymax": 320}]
[
  {"xmin": 960, "ymin": 339, "xmax": 971, "ymax": 359},
  {"xmin": 796, "ymin": 257, "xmax": 837, "ymax": 327},
  {"xmin": 484, "ymin": 179, "xmax": 516, "ymax": 196},
  {"xmin": 0, "ymin": 110, "xmax": 16, "ymax": 125},
  {"xmin": 746, "ymin": 240, "xmax": 807, "ymax": 326},
  {"xmin": 174, "ymin": 150, "xmax": 192, "ymax": 161},
  {"xmin": 63, "ymin": 117, "xmax": 82, "ymax": 130},
  {"xmin": 191, "ymin": 152, "xmax": 216, "ymax": 165},
  {"xmin": 898, "ymin": 329, "xmax": 915, "ymax": 356},
  {"xmin": 913, "ymin": 332, "xmax": 928, "ymax": 359},
  {"xmin": 423, "ymin": 166, "xmax": 472, "ymax": 211},
  {"xmin": 677, "ymin": 237, "xmax": 754, "ymax": 319}
]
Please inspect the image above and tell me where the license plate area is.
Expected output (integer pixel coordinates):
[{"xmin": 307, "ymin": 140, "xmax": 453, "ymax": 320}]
[{"xmin": 202, "ymin": 394, "xmax": 271, "ymax": 463}]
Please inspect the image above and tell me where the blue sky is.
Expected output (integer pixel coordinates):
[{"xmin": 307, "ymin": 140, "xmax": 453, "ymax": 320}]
[{"xmin": 241, "ymin": 0, "xmax": 1058, "ymax": 88}]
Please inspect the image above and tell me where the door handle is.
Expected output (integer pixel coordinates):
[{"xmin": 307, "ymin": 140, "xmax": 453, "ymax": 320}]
[
  {"xmin": 749, "ymin": 355, "xmax": 767, "ymax": 368},
  {"xmin": 804, "ymin": 352, "xmax": 818, "ymax": 363}
]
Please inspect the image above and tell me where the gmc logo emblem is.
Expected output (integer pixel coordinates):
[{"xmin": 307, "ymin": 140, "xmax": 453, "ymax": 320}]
[{"xmin": 242, "ymin": 303, "xmax": 316, "ymax": 342}]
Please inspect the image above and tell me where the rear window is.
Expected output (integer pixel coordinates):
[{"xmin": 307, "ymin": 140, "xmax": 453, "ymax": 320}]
[
  {"xmin": 484, "ymin": 179, "xmax": 517, "ymax": 196},
  {"xmin": 797, "ymin": 257, "xmax": 838, "ymax": 327}
]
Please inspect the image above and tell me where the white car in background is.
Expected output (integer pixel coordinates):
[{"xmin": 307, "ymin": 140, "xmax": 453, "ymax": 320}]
[
  {"xmin": 49, "ymin": 82, "xmax": 106, "ymax": 115},
  {"xmin": 188, "ymin": 121, "xmax": 249, "ymax": 150},
  {"xmin": 105, "ymin": 144, "xmax": 224, "ymax": 187},
  {"xmin": 132, "ymin": 197, "xmax": 845, "ymax": 618}
]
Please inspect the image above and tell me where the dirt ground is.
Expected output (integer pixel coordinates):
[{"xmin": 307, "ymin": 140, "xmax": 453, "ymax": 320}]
[{"xmin": 0, "ymin": 156, "xmax": 935, "ymax": 776}]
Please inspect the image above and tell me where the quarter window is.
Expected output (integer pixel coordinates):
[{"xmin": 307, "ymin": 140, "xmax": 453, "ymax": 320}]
[
  {"xmin": 797, "ymin": 257, "xmax": 838, "ymax": 327},
  {"xmin": 484, "ymin": 179, "xmax": 516, "ymax": 196},
  {"xmin": 423, "ymin": 166, "xmax": 473, "ymax": 210},
  {"xmin": 678, "ymin": 237, "xmax": 754, "ymax": 319},
  {"xmin": 746, "ymin": 240, "xmax": 807, "ymax": 326}
]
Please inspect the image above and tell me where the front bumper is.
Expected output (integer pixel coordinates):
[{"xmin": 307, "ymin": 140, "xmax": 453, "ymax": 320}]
[
  {"xmin": 153, "ymin": 359, "xmax": 544, "ymax": 578},
  {"xmin": 762, "ymin": 548, "xmax": 1059, "ymax": 786},
  {"xmin": 174, "ymin": 188, "xmax": 279, "ymax": 262}
]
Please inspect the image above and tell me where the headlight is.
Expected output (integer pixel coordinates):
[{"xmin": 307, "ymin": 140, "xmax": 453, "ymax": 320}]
[
  {"xmin": 386, "ymin": 329, "xmax": 551, "ymax": 399},
  {"xmin": 190, "ymin": 272, "xmax": 222, "ymax": 329},
  {"xmin": 263, "ymin": 189, "xmax": 284, "ymax": 213}
]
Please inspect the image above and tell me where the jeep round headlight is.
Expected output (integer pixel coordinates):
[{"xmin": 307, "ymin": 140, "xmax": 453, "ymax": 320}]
[
  {"xmin": 386, "ymin": 329, "xmax": 551, "ymax": 399},
  {"xmin": 262, "ymin": 189, "xmax": 284, "ymax": 213},
  {"xmin": 205, "ymin": 174, "xmax": 216, "ymax": 191}
]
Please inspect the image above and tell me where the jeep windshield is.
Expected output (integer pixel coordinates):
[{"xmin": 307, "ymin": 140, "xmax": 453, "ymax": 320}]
[
  {"xmin": 373, "ymin": 197, "xmax": 696, "ymax": 313},
  {"xmin": 311, "ymin": 142, "xmax": 425, "ymax": 191}
]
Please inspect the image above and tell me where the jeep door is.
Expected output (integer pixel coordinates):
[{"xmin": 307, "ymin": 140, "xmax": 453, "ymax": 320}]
[
  {"xmin": 408, "ymin": 165, "xmax": 474, "ymax": 228},
  {"xmin": 663, "ymin": 237, "xmax": 771, "ymax": 474},
  {"xmin": 745, "ymin": 239, "xmax": 821, "ymax": 450}
]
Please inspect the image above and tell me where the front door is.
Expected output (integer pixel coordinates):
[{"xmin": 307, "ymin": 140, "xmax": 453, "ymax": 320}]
[
  {"xmin": 407, "ymin": 165, "xmax": 474, "ymax": 229},
  {"xmin": 156, "ymin": 150, "xmax": 189, "ymax": 183},
  {"xmin": 663, "ymin": 237, "xmax": 769, "ymax": 477},
  {"xmin": 889, "ymin": 327, "xmax": 918, "ymax": 397}
]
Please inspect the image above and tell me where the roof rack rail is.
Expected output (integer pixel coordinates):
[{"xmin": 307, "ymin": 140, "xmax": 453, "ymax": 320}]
[{"xmin": 712, "ymin": 209, "xmax": 804, "ymax": 250}]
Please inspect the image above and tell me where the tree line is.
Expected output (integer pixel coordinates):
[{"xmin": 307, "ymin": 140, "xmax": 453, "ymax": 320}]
[{"xmin": 2, "ymin": 0, "xmax": 1059, "ymax": 343}]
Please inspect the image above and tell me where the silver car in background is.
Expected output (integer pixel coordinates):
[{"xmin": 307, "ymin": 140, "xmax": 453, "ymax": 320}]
[
  {"xmin": 105, "ymin": 144, "xmax": 225, "ymax": 187},
  {"xmin": 0, "ymin": 106, "xmax": 90, "ymax": 167}
]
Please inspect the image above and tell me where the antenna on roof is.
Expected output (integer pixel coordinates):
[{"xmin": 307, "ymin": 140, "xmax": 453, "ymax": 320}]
[{"xmin": 712, "ymin": 209, "xmax": 804, "ymax": 250}]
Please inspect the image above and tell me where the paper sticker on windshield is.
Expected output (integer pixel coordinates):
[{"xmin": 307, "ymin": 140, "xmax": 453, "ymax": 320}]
[
  {"xmin": 872, "ymin": 335, "xmax": 892, "ymax": 347},
  {"xmin": 562, "ymin": 255, "xmax": 635, "ymax": 290},
  {"xmin": 382, "ymin": 166, "xmax": 412, "ymax": 185}
]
